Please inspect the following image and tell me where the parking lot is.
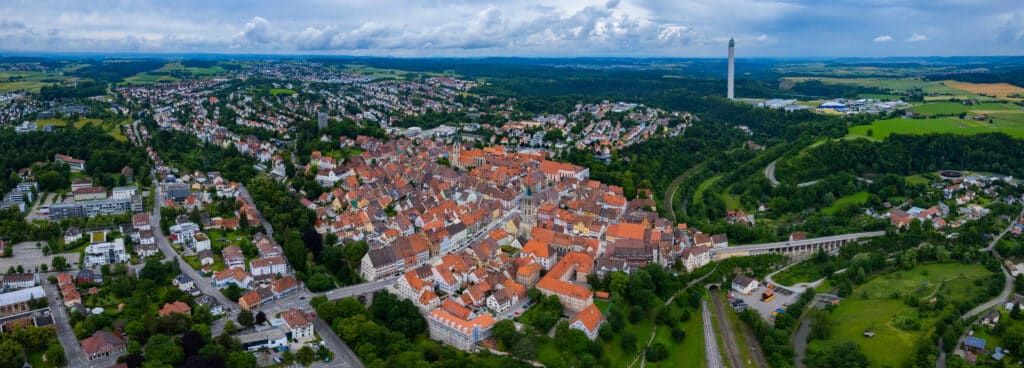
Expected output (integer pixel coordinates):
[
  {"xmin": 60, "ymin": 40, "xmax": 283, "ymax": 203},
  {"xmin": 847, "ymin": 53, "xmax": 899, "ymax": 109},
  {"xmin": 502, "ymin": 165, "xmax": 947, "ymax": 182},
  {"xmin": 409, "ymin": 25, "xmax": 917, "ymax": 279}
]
[
  {"xmin": 0, "ymin": 242, "xmax": 73, "ymax": 272},
  {"xmin": 727, "ymin": 283, "xmax": 800, "ymax": 321}
]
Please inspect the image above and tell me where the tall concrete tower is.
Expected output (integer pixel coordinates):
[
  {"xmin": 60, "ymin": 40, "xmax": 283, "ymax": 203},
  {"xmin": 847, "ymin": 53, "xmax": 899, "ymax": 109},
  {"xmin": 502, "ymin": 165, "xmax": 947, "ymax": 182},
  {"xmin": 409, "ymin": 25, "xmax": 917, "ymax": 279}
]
[{"xmin": 727, "ymin": 38, "xmax": 735, "ymax": 99}]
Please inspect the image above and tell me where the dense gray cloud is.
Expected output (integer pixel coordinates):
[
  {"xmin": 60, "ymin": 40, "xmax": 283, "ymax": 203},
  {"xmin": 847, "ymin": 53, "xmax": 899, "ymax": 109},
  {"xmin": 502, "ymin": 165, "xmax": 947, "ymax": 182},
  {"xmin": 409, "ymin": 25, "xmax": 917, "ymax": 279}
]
[{"xmin": 0, "ymin": 0, "xmax": 1020, "ymax": 56}]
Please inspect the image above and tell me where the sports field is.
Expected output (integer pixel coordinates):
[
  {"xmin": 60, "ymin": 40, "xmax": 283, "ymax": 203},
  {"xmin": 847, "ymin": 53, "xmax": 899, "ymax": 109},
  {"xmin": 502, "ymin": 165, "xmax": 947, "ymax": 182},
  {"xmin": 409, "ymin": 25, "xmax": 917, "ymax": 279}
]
[
  {"xmin": 847, "ymin": 116, "xmax": 1024, "ymax": 139},
  {"xmin": 807, "ymin": 263, "xmax": 997, "ymax": 367}
]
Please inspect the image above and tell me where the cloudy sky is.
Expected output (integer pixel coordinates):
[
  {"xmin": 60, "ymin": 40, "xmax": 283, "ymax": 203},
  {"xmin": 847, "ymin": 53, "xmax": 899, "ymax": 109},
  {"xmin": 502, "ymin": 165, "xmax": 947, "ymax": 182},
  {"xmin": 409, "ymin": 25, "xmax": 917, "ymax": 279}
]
[{"xmin": 0, "ymin": 0, "xmax": 1021, "ymax": 57}]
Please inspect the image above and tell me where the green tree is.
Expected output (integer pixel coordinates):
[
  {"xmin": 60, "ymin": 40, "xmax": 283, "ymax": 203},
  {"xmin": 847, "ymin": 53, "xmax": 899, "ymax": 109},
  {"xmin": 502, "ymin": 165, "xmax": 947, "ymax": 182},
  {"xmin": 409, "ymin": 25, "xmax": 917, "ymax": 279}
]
[
  {"xmin": 226, "ymin": 351, "xmax": 257, "ymax": 368},
  {"xmin": 0, "ymin": 338, "xmax": 20, "ymax": 368},
  {"xmin": 621, "ymin": 331, "xmax": 637, "ymax": 353},
  {"xmin": 297, "ymin": 346, "xmax": 316, "ymax": 366},
  {"xmin": 145, "ymin": 334, "xmax": 184, "ymax": 367},
  {"xmin": 237, "ymin": 310, "xmax": 254, "ymax": 328},
  {"xmin": 223, "ymin": 320, "xmax": 237, "ymax": 335},
  {"xmin": 45, "ymin": 343, "xmax": 66, "ymax": 367}
]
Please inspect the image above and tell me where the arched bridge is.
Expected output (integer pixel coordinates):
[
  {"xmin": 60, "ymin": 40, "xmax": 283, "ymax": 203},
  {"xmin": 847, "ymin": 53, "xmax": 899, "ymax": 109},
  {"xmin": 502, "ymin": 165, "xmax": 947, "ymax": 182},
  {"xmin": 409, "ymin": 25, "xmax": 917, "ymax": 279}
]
[{"xmin": 710, "ymin": 231, "xmax": 886, "ymax": 261}]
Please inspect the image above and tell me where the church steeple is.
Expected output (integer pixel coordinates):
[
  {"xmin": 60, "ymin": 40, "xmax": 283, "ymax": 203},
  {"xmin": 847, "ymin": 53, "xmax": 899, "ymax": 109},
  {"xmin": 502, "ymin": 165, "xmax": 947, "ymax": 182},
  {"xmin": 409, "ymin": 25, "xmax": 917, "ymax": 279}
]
[{"xmin": 451, "ymin": 132, "xmax": 461, "ymax": 168}]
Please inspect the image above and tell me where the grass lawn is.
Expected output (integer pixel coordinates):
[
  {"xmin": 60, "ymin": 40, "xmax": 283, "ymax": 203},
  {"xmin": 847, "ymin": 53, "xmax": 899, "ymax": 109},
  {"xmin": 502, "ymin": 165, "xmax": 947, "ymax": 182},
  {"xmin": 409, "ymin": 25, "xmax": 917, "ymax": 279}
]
[
  {"xmin": 911, "ymin": 102, "xmax": 970, "ymax": 116},
  {"xmin": 771, "ymin": 260, "xmax": 832, "ymax": 286},
  {"xmin": 646, "ymin": 302, "xmax": 705, "ymax": 368},
  {"xmin": 809, "ymin": 263, "xmax": 997, "ymax": 367},
  {"xmin": 123, "ymin": 73, "xmax": 180, "ymax": 85},
  {"xmin": 600, "ymin": 312, "xmax": 655, "ymax": 367},
  {"xmin": 847, "ymin": 117, "xmax": 1024, "ymax": 139},
  {"xmin": 905, "ymin": 175, "xmax": 932, "ymax": 185},
  {"xmin": 822, "ymin": 191, "xmax": 870, "ymax": 215},
  {"xmin": 720, "ymin": 185, "xmax": 743, "ymax": 211},
  {"xmin": 269, "ymin": 88, "xmax": 295, "ymax": 96},
  {"xmin": 35, "ymin": 118, "xmax": 128, "ymax": 141},
  {"xmin": 692, "ymin": 175, "xmax": 722, "ymax": 209}
]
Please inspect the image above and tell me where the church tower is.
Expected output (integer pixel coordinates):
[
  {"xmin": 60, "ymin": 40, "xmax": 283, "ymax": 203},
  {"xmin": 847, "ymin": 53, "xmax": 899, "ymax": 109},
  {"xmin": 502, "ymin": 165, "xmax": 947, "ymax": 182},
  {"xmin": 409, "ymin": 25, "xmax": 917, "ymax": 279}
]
[
  {"xmin": 519, "ymin": 186, "xmax": 537, "ymax": 238},
  {"xmin": 451, "ymin": 133, "xmax": 461, "ymax": 169}
]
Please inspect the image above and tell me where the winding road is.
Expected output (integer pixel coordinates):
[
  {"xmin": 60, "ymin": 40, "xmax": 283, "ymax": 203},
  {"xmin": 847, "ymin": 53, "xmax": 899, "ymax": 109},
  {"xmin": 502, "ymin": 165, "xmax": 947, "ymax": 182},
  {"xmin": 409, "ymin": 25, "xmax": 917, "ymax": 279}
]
[
  {"xmin": 764, "ymin": 160, "xmax": 820, "ymax": 188},
  {"xmin": 945, "ymin": 205, "xmax": 1024, "ymax": 364}
]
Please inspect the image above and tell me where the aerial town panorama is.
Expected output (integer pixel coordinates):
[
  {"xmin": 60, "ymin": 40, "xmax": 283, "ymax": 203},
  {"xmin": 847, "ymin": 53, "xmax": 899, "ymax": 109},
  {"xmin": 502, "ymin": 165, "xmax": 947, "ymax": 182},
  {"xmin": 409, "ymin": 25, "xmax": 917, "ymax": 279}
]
[{"xmin": 1, "ymin": 1, "xmax": 1024, "ymax": 368}]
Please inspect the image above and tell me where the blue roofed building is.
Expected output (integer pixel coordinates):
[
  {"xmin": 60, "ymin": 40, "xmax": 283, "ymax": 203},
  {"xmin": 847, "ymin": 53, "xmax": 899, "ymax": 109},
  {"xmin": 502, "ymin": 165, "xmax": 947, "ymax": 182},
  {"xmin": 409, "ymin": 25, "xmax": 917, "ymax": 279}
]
[{"xmin": 965, "ymin": 336, "xmax": 986, "ymax": 352}]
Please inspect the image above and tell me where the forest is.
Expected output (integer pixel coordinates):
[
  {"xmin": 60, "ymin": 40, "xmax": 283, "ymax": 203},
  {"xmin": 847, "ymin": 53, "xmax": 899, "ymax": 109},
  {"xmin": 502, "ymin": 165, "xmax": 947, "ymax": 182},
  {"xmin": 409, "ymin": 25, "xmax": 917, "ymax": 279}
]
[
  {"xmin": 776, "ymin": 134, "xmax": 1024, "ymax": 182},
  {"xmin": 0, "ymin": 125, "xmax": 150, "ymax": 195}
]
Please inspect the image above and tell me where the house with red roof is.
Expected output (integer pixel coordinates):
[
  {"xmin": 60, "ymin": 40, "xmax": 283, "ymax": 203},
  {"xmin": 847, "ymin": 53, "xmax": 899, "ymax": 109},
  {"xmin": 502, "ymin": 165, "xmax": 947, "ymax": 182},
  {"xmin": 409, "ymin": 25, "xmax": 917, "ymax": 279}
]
[
  {"xmin": 570, "ymin": 304, "xmax": 606, "ymax": 340},
  {"xmin": 80, "ymin": 330, "xmax": 126, "ymax": 361}
]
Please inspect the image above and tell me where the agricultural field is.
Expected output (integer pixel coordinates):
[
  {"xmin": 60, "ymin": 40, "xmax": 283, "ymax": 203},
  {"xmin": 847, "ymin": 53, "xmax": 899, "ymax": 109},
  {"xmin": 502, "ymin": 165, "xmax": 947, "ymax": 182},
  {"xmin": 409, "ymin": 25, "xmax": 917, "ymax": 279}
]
[
  {"xmin": 121, "ymin": 62, "xmax": 225, "ymax": 85},
  {"xmin": 783, "ymin": 77, "xmax": 964, "ymax": 94},
  {"xmin": 0, "ymin": 71, "xmax": 74, "ymax": 93},
  {"xmin": 783, "ymin": 77, "xmax": 1000, "ymax": 101},
  {"xmin": 807, "ymin": 263, "xmax": 997, "ymax": 367},
  {"xmin": 946, "ymin": 81, "xmax": 1024, "ymax": 100},
  {"xmin": 847, "ymin": 116, "xmax": 1024, "ymax": 139},
  {"xmin": 35, "ymin": 118, "xmax": 128, "ymax": 141}
]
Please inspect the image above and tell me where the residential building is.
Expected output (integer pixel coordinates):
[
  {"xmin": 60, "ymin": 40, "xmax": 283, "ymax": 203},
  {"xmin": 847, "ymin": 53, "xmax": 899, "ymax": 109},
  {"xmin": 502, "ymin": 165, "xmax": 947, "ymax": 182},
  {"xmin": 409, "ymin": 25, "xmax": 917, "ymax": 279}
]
[
  {"xmin": 83, "ymin": 238, "xmax": 128, "ymax": 267},
  {"xmin": 1, "ymin": 274, "xmax": 37, "ymax": 291},
  {"xmin": 250, "ymin": 256, "xmax": 288, "ymax": 277},
  {"xmin": 731, "ymin": 275, "xmax": 759, "ymax": 295},
  {"xmin": 680, "ymin": 246, "xmax": 711, "ymax": 273},
  {"xmin": 14, "ymin": 121, "xmax": 36, "ymax": 134},
  {"xmin": 281, "ymin": 308, "xmax": 314, "ymax": 343},
  {"xmin": 570, "ymin": 304, "xmax": 606, "ymax": 340},
  {"xmin": 80, "ymin": 330, "xmax": 126, "ymax": 361},
  {"xmin": 49, "ymin": 197, "xmax": 135, "ymax": 220},
  {"xmin": 222, "ymin": 246, "xmax": 245, "ymax": 270},
  {"xmin": 536, "ymin": 252, "xmax": 594, "ymax": 313},
  {"xmin": 173, "ymin": 274, "xmax": 195, "ymax": 292},
  {"xmin": 54, "ymin": 154, "xmax": 86, "ymax": 172},
  {"xmin": 159, "ymin": 301, "xmax": 192, "ymax": 317},
  {"xmin": 428, "ymin": 306, "xmax": 496, "ymax": 351}
]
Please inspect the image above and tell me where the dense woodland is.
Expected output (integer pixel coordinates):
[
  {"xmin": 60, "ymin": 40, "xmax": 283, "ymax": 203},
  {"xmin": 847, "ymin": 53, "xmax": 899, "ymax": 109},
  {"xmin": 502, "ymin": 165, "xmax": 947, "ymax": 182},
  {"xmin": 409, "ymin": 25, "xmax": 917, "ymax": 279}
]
[
  {"xmin": 0, "ymin": 125, "xmax": 149, "ymax": 195},
  {"xmin": 777, "ymin": 134, "xmax": 1024, "ymax": 182}
]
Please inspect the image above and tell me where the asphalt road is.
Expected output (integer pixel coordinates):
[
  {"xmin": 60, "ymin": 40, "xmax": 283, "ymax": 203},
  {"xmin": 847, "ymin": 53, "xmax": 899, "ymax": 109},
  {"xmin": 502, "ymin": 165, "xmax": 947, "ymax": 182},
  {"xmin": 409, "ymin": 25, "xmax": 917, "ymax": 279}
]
[
  {"xmin": 701, "ymin": 300, "xmax": 724, "ymax": 368},
  {"xmin": 764, "ymin": 160, "xmax": 781, "ymax": 187},
  {"xmin": 42, "ymin": 280, "xmax": 120, "ymax": 368},
  {"xmin": 948, "ymin": 205, "xmax": 1023, "ymax": 360}
]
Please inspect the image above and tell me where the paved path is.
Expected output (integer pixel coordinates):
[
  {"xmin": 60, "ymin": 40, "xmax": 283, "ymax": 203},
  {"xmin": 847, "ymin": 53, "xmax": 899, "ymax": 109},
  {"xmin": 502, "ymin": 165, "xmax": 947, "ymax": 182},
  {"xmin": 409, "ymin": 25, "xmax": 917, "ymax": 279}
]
[
  {"xmin": 702, "ymin": 300, "xmax": 724, "ymax": 368},
  {"xmin": 792, "ymin": 316, "xmax": 812, "ymax": 368}
]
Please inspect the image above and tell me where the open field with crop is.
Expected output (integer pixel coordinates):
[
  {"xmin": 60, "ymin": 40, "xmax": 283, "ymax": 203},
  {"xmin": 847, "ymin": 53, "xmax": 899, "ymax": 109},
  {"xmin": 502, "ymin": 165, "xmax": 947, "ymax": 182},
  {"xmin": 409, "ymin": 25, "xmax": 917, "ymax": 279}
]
[
  {"xmin": 847, "ymin": 116, "xmax": 1024, "ymax": 139},
  {"xmin": 946, "ymin": 81, "xmax": 1024, "ymax": 99},
  {"xmin": 0, "ymin": 71, "xmax": 75, "ymax": 93}
]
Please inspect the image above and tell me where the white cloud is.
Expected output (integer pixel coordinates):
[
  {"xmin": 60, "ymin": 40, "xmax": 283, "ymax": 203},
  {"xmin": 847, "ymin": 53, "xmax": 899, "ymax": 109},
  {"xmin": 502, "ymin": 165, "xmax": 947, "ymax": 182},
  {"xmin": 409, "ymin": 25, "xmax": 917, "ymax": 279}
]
[
  {"xmin": 906, "ymin": 33, "xmax": 928, "ymax": 42},
  {"xmin": 0, "ymin": 0, "xmax": 1018, "ymax": 56}
]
